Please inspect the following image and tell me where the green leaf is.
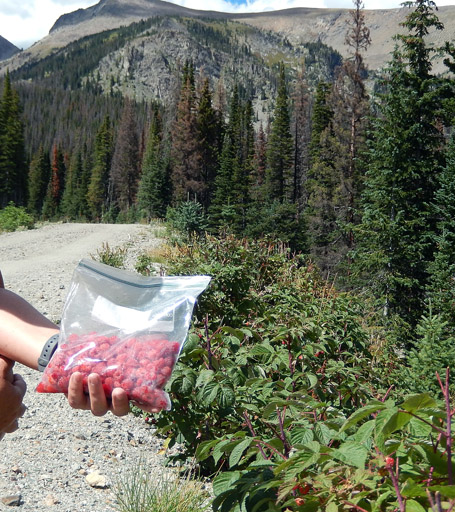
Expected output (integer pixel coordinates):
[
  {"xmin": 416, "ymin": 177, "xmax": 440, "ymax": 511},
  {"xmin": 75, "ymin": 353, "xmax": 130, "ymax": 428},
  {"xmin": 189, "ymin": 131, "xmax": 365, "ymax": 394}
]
[
  {"xmin": 382, "ymin": 410, "xmax": 412, "ymax": 436},
  {"xmin": 326, "ymin": 503, "xmax": 338, "ymax": 512},
  {"xmin": 400, "ymin": 393, "xmax": 437, "ymax": 413},
  {"xmin": 229, "ymin": 438, "xmax": 253, "ymax": 468},
  {"xmin": 195, "ymin": 439, "xmax": 218, "ymax": 461},
  {"xmin": 290, "ymin": 427, "xmax": 314, "ymax": 446},
  {"xmin": 212, "ymin": 471, "xmax": 242, "ymax": 496},
  {"xmin": 401, "ymin": 480, "xmax": 428, "ymax": 498},
  {"xmin": 332, "ymin": 441, "xmax": 368, "ymax": 469},
  {"xmin": 306, "ymin": 373, "xmax": 318, "ymax": 388},
  {"xmin": 218, "ymin": 384, "xmax": 236, "ymax": 408},
  {"xmin": 405, "ymin": 500, "xmax": 426, "ymax": 512},
  {"xmin": 340, "ymin": 400, "xmax": 387, "ymax": 432},
  {"xmin": 314, "ymin": 423, "xmax": 333, "ymax": 445},
  {"xmin": 213, "ymin": 439, "xmax": 232, "ymax": 465},
  {"xmin": 354, "ymin": 420, "xmax": 375, "ymax": 445},
  {"xmin": 429, "ymin": 485, "xmax": 455, "ymax": 498},
  {"xmin": 196, "ymin": 369, "xmax": 215, "ymax": 387}
]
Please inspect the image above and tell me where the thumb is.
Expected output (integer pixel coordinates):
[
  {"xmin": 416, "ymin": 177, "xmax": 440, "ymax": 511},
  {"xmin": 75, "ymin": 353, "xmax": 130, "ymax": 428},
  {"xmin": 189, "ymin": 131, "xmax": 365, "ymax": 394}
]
[{"xmin": 0, "ymin": 355, "xmax": 14, "ymax": 382}]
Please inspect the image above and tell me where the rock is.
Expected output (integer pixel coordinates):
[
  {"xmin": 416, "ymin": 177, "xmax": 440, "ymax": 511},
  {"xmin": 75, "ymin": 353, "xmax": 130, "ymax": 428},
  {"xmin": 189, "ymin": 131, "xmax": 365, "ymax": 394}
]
[
  {"xmin": 1, "ymin": 494, "xmax": 22, "ymax": 506},
  {"xmin": 86, "ymin": 471, "xmax": 108, "ymax": 489},
  {"xmin": 43, "ymin": 494, "xmax": 59, "ymax": 506}
]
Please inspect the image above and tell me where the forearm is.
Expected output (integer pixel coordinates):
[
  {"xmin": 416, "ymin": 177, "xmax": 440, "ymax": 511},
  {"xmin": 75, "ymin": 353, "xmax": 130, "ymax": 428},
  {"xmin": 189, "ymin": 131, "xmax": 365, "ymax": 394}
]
[{"xmin": 0, "ymin": 288, "xmax": 59, "ymax": 370}]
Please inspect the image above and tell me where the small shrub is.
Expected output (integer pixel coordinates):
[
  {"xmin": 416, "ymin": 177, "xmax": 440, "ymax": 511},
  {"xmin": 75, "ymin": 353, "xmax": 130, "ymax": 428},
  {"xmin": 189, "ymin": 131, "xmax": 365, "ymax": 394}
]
[
  {"xmin": 166, "ymin": 201, "xmax": 208, "ymax": 241},
  {"xmin": 93, "ymin": 242, "xmax": 127, "ymax": 268},
  {"xmin": 113, "ymin": 464, "xmax": 210, "ymax": 512},
  {"xmin": 0, "ymin": 203, "xmax": 34, "ymax": 232}
]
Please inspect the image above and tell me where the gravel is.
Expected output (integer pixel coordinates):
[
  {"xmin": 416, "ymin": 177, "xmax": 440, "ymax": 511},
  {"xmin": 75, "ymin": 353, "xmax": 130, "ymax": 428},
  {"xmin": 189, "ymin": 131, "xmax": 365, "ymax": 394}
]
[{"xmin": 0, "ymin": 222, "xmax": 177, "ymax": 511}]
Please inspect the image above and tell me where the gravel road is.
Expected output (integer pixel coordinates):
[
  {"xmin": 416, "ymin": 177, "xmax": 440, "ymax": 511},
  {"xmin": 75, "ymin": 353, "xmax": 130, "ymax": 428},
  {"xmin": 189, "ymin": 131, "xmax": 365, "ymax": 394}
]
[{"xmin": 0, "ymin": 222, "xmax": 174, "ymax": 512}]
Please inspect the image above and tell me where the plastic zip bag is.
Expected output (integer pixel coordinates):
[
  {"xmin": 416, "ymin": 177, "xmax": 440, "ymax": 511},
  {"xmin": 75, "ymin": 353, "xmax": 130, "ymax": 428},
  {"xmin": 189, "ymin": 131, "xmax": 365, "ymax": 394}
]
[{"xmin": 36, "ymin": 258, "xmax": 211, "ymax": 411}]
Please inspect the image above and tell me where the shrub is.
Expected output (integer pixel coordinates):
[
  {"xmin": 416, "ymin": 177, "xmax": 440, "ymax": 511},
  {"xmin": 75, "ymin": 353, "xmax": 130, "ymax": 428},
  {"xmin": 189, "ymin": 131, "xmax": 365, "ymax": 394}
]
[
  {"xmin": 0, "ymin": 202, "xmax": 34, "ymax": 232},
  {"xmin": 166, "ymin": 201, "xmax": 208, "ymax": 241},
  {"xmin": 93, "ymin": 241, "xmax": 127, "ymax": 268}
]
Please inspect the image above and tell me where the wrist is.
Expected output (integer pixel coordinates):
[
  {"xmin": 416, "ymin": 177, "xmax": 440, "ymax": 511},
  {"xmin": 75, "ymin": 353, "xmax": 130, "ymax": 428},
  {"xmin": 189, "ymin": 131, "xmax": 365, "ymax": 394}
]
[{"xmin": 37, "ymin": 334, "xmax": 59, "ymax": 371}]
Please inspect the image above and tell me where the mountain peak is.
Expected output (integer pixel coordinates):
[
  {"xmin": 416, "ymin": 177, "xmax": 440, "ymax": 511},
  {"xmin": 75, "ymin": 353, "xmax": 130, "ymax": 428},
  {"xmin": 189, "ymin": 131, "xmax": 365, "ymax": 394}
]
[{"xmin": 0, "ymin": 35, "xmax": 20, "ymax": 61}]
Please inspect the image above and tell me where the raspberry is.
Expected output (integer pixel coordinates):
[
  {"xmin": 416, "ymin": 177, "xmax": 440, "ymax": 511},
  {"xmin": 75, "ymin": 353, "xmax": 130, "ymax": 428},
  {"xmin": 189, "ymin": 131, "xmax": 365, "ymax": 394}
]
[{"xmin": 36, "ymin": 333, "xmax": 180, "ymax": 410}]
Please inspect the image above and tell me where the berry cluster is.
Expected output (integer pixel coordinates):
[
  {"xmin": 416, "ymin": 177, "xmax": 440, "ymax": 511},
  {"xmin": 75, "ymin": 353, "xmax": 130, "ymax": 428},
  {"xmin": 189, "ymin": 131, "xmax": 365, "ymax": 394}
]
[{"xmin": 36, "ymin": 333, "xmax": 180, "ymax": 410}]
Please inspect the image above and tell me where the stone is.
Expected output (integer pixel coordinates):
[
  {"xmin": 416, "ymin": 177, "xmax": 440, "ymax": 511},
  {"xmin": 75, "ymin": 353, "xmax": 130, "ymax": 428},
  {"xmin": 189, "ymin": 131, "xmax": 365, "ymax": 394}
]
[
  {"xmin": 85, "ymin": 471, "xmax": 108, "ymax": 489},
  {"xmin": 1, "ymin": 495, "xmax": 22, "ymax": 506}
]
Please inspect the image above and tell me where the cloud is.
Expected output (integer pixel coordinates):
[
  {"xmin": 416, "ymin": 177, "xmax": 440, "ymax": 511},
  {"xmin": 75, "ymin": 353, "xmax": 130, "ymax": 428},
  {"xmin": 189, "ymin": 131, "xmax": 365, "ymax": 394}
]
[{"xmin": 0, "ymin": 0, "xmax": 33, "ymax": 17}]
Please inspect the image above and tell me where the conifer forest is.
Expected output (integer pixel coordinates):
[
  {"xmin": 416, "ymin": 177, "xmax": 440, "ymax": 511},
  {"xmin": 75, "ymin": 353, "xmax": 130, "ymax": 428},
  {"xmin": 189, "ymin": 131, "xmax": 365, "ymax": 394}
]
[{"xmin": 3, "ymin": 0, "xmax": 455, "ymax": 509}]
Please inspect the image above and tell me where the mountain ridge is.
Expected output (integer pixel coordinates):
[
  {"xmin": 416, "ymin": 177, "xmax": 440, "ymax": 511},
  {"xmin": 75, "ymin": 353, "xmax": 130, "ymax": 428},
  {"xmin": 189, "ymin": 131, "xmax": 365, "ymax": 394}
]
[
  {"xmin": 0, "ymin": 35, "xmax": 20, "ymax": 62},
  {"xmin": 3, "ymin": 0, "xmax": 455, "ymax": 75}
]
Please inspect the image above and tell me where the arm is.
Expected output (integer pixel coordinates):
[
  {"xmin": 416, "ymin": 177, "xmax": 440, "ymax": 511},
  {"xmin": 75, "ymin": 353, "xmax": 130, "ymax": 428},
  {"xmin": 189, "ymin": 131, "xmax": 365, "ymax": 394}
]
[{"xmin": 0, "ymin": 276, "xmax": 131, "ymax": 416}]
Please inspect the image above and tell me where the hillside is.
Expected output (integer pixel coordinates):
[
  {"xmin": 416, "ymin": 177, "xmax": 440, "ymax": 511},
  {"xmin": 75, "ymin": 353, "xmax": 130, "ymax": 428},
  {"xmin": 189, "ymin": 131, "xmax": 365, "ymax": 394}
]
[
  {"xmin": 3, "ymin": 0, "xmax": 455, "ymax": 75},
  {"xmin": 0, "ymin": 35, "xmax": 20, "ymax": 61}
]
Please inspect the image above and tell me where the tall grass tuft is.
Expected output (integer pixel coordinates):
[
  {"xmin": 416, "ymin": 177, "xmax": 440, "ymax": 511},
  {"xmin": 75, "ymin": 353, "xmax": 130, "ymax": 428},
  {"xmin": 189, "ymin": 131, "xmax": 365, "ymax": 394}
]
[{"xmin": 113, "ymin": 464, "xmax": 210, "ymax": 512}]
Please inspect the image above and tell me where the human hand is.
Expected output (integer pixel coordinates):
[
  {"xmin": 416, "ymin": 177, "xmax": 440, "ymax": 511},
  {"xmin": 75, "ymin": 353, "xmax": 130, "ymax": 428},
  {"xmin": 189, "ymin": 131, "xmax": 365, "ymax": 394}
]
[
  {"xmin": 66, "ymin": 372, "xmax": 163, "ymax": 417},
  {"xmin": 0, "ymin": 356, "xmax": 27, "ymax": 440}
]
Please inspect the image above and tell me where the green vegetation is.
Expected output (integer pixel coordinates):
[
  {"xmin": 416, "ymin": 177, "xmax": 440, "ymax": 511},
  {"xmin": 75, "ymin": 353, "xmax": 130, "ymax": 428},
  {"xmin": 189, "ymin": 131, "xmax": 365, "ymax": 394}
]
[
  {"xmin": 3, "ymin": 0, "xmax": 455, "ymax": 509},
  {"xmin": 0, "ymin": 202, "xmax": 34, "ymax": 232}
]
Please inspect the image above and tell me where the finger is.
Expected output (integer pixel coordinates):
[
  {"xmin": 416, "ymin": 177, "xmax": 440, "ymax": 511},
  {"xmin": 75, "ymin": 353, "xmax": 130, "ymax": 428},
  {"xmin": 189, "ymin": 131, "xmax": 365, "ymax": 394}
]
[
  {"xmin": 67, "ymin": 372, "xmax": 89, "ymax": 410},
  {"xmin": 0, "ymin": 355, "xmax": 14, "ymax": 382},
  {"xmin": 3, "ymin": 419, "xmax": 19, "ymax": 434},
  {"xmin": 110, "ymin": 388, "xmax": 130, "ymax": 417},
  {"xmin": 0, "ymin": 270, "xmax": 4, "ymax": 288},
  {"xmin": 130, "ymin": 401, "xmax": 162, "ymax": 414},
  {"xmin": 87, "ymin": 374, "xmax": 108, "ymax": 417},
  {"xmin": 12, "ymin": 374, "xmax": 27, "ymax": 399}
]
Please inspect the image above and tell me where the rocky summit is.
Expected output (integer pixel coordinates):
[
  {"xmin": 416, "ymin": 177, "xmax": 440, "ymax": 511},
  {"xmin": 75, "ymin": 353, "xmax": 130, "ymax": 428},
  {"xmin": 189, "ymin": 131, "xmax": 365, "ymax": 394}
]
[{"xmin": 3, "ymin": 0, "xmax": 455, "ymax": 74}]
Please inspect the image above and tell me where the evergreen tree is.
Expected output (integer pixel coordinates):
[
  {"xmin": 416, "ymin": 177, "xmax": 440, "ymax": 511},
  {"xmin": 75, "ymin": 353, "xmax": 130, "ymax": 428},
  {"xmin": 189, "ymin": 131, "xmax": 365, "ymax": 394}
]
[
  {"xmin": 27, "ymin": 146, "xmax": 50, "ymax": 216},
  {"xmin": 109, "ymin": 99, "xmax": 140, "ymax": 214},
  {"xmin": 426, "ymin": 135, "xmax": 455, "ymax": 322},
  {"xmin": 87, "ymin": 116, "xmax": 113, "ymax": 220},
  {"xmin": 265, "ymin": 63, "xmax": 294, "ymax": 203},
  {"xmin": 170, "ymin": 70, "xmax": 203, "ymax": 203},
  {"xmin": 196, "ymin": 78, "xmax": 221, "ymax": 210},
  {"xmin": 137, "ymin": 112, "xmax": 170, "ymax": 219},
  {"xmin": 250, "ymin": 123, "xmax": 267, "ymax": 205},
  {"xmin": 308, "ymin": 81, "xmax": 333, "ymax": 162},
  {"xmin": 0, "ymin": 71, "xmax": 27, "ymax": 206},
  {"xmin": 42, "ymin": 143, "xmax": 65, "ymax": 219},
  {"xmin": 353, "ymin": 0, "xmax": 454, "ymax": 327}
]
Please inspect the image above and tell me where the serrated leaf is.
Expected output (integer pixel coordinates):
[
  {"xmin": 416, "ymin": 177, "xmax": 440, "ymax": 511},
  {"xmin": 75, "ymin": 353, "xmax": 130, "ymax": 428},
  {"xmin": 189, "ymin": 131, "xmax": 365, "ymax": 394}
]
[
  {"xmin": 195, "ymin": 439, "xmax": 218, "ymax": 461},
  {"xmin": 340, "ymin": 400, "xmax": 387, "ymax": 432},
  {"xmin": 218, "ymin": 384, "xmax": 236, "ymax": 408},
  {"xmin": 326, "ymin": 502, "xmax": 338, "ymax": 512},
  {"xmin": 306, "ymin": 373, "xmax": 318, "ymax": 388},
  {"xmin": 382, "ymin": 411, "xmax": 412, "ymax": 437},
  {"xmin": 401, "ymin": 393, "xmax": 437, "ymax": 413},
  {"xmin": 401, "ymin": 480, "xmax": 428, "ymax": 498},
  {"xmin": 212, "ymin": 471, "xmax": 242, "ymax": 495},
  {"xmin": 354, "ymin": 420, "xmax": 375, "ymax": 445},
  {"xmin": 195, "ymin": 368, "xmax": 215, "ymax": 387},
  {"xmin": 314, "ymin": 423, "xmax": 333, "ymax": 445},
  {"xmin": 290, "ymin": 427, "xmax": 314, "ymax": 445},
  {"xmin": 213, "ymin": 439, "xmax": 232, "ymax": 465},
  {"xmin": 229, "ymin": 438, "xmax": 253, "ymax": 468},
  {"xmin": 332, "ymin": 441, "xmax": 368, "ymax": 469}
]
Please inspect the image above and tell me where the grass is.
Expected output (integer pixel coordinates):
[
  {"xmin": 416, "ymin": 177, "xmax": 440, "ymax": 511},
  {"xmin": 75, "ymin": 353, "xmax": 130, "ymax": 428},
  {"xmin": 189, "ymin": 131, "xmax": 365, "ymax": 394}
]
[{"xmin": 113, "ymin": 463, "xmax": 211, "ymax": 512}]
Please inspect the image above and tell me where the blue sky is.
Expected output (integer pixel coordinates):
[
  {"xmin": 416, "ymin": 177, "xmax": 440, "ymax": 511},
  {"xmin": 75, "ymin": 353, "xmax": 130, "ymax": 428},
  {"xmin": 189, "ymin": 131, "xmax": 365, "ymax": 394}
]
[{"xmin": 1, "ymin": 0, "xmax": 453, "ymax": 50}]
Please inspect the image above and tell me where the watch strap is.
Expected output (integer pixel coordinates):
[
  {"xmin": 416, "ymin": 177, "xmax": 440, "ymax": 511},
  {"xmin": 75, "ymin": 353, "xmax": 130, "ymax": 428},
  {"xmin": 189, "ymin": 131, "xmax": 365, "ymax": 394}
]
[{"xmin": 38, "ymin": 333, "xmax": 59, "ymax": 372}]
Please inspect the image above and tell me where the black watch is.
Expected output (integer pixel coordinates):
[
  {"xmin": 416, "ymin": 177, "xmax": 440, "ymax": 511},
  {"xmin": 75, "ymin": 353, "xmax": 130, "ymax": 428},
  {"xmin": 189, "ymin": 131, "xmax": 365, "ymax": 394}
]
[{"xmin": 37, "ymin": 334, "xmax": 59, "ymax": 371}]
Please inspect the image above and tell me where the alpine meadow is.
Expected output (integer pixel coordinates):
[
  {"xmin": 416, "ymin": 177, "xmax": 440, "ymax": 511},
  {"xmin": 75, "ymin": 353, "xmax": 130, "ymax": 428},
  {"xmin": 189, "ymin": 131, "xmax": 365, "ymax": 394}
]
[{"xmin": 3, "ymin": 0, "xmax": 455, "ymax": 510}]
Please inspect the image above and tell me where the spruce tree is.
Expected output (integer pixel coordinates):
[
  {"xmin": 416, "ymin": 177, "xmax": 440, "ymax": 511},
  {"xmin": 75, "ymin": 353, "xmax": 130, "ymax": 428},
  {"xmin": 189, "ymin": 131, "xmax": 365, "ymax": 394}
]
[
  {"xmin": 265, "ymin": 63, "xmax": 294, "ymax": 203},
  {"xmin": 109, "ymin": 99, "xmax": 140, "ymax": 214},
  {"xmin": 87, "ymin": 116, "xmax": 113, "ymax": 220},
  {"xmin": 137, "ymin": 113, "xmax": 170, "ymax": 220},
  {"xmin": 42, "ymin": 143, "xmax": 65, "ymax": 219},
  {"xmin": 27, "ymin": 146, "xmax": 50, "ymax": 216},
  {"xmin": 354, "ymin": 0, "xmax": 454, "ymax": 327},
  {"xmin": 0, "ymin": 71, "xmax": 27, "ymax": 206},
  {"xmin": 170, "ymin": 70, "xmax": 203, "ymax": 203}
]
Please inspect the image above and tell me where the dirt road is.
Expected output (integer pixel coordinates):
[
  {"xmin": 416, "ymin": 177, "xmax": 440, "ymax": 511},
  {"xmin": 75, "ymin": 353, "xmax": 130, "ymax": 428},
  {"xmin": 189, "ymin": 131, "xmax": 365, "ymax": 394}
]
[{"xmin": 0, "ymin": 222, "xmax": 161, "ymax": 323}]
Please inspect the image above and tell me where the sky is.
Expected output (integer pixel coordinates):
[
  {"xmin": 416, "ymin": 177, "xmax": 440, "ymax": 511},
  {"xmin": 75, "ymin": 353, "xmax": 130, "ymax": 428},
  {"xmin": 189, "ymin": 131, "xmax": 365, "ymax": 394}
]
[{"xmin": 1, "ymin": 0, "xmax": 454, "ymax": 50}]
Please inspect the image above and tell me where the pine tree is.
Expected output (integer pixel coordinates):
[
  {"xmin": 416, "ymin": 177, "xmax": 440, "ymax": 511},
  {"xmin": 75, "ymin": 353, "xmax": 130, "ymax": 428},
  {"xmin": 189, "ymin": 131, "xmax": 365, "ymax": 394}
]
[
  {"xmin": 354, "ymin": 0, "xmax": 454, "ymax": 327},
  {"xmin": 196, "ymin": 78, "xmax": 221, "ymax": 210},
  {"xmin": 87, "ymin": 116, "xmax": 113, "ymax": 220},
  {"xmin": 137, "ymin": 112, "xmax": 170, "ymax": 220},
  {"xmin": 42, "ymin": 143, "xmax": 65, "ymax": 219},
  {"xmin": 265, "ymin": 63, "xmax": 294, "ymax": 203},
  {"xmin": 0, "ymin": 70, "xmax": 27, "ymax": 207},
  {"xmin": 308, "ymin": 82, "xmax": 333, "ymax": 162},
  {"xmin": 170, "ymin": 70, "xmax": 203, "ymax": 203},
  {"xmin": 27, "ymin": 146, "xmax": 50, "ymax": 216},
  {"xmin": 109, "ymin": 99, "xmax": 140, "ymax": 214}
]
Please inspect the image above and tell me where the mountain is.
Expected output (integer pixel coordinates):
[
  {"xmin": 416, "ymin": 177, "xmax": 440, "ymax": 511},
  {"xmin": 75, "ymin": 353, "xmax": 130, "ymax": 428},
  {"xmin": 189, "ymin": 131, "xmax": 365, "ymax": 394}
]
[
  {"xmin": 3, "ymin": 0, "xmax": 455, "ymax": 75},
  {"xmin": 0, "ymin": 35, "xmax": 20, "ymax": 61}
]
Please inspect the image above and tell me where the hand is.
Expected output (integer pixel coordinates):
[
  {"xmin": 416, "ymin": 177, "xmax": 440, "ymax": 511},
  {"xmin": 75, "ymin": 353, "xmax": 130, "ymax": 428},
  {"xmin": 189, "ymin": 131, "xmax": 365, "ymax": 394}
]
[
  {"xmin": 66, "ymin": 372, "xmax": 164, "ymax": 416},
  {"xmin": 0, "ymin": 356, "xmax": 27, "ymax": 440}
]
